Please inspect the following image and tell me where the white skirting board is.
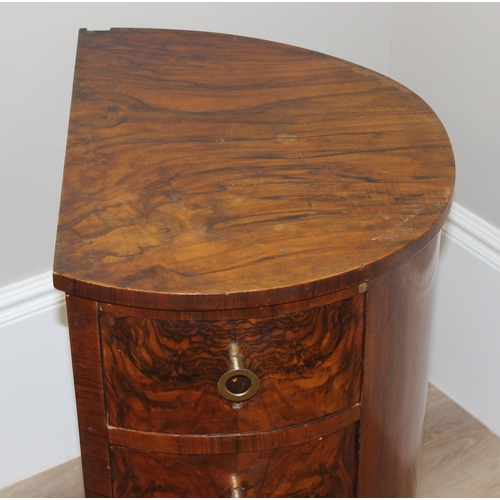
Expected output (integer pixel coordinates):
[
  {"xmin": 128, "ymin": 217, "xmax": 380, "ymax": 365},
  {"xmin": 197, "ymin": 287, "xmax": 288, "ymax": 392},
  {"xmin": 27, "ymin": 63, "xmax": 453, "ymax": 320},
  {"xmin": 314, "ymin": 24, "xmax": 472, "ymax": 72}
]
[
  {"xmin": 0, "ymin": 201, "xmax": 499, "ymax": 488},
  {"xmin": 0, "ymin": 285, "xmax": 79, "ymax": 489},
  {"xmin": 430, "ymin": 203, "xmax": 500, "ymax": 438}
]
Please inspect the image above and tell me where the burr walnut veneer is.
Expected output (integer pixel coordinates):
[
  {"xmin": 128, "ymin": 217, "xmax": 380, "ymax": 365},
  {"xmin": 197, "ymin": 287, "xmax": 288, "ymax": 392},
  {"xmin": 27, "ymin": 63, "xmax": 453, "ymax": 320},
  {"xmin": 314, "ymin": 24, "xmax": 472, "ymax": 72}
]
[{"xmin": 54, "ymin": 29, "xmax": 455, "ymax": 497}]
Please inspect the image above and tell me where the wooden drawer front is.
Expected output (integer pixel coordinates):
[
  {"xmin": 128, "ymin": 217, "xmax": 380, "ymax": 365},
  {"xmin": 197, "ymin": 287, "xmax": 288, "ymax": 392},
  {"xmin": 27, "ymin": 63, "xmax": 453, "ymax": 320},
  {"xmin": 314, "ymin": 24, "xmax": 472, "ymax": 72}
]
[
  {"xmin": 109, "ymin": 423, "xmax": 358, "ymax": 498},
  {"xmin": 101, "ymin": 294, "xmax": 364, "ymax": 434}
]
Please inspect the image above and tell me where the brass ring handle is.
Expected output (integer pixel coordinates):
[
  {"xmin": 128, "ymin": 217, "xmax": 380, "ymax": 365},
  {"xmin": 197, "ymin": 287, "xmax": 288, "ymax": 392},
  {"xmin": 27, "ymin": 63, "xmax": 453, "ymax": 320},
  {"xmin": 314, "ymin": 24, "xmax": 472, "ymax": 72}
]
[
  {"xmin": 218, "ymin": 368, "xmax": 260, "ymax": 402},
  {"xmin": 217, "ymin": 342, "xmax": 260, "ymax": 402}
]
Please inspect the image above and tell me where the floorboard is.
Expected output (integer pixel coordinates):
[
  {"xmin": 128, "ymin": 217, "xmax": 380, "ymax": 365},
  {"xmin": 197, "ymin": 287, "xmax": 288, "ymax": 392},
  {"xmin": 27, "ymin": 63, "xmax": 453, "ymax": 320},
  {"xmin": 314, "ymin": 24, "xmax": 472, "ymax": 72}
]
[
  {"xmin": 418, "ymin": 385, "xmax": 500, "ymax": 498},
  {"xmin": 0, "ymin": 458, "xmax": 84, "ymax": 498}
]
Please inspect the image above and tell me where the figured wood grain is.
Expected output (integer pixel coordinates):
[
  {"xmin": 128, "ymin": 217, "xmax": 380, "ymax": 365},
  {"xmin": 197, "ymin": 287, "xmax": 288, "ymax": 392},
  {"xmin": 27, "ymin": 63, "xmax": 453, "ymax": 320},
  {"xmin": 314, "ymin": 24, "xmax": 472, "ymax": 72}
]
[
  {"xmin": 107, "ymin": 404, "xmax": 361, "ymax": 455},
  {"xmin": 109, "ymin": 423, "xmax": 358, "ymax": 497},
  {"xmin": 53, "ymin": 28, "xmax": 454, "ymax": 310},
  {"xmin": 66, "ymin": 296, "xmax": 112, "ymax": 498},
  {"xmin": 53, "ymin": 28, "xmax": 456, "ymax": 499},
  {"xmin": 357, "ymin": 236, "xmax": 439, "ymax": 497},
  {"xmin": 101, "ymin": 294, "xmax": 364, "ymax": 434},
  {"xmin": 5, "ymin": 386, "xmax": 500, "ymax": 498}
]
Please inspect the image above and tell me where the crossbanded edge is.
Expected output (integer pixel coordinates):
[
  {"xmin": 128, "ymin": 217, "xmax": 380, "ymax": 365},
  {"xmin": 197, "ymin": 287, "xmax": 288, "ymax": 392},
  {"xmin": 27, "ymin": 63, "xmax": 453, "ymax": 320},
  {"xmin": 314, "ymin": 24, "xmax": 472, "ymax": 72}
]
[{"xmin": 1, "ymin": 201, "xmax": 499, "ymax": 329}]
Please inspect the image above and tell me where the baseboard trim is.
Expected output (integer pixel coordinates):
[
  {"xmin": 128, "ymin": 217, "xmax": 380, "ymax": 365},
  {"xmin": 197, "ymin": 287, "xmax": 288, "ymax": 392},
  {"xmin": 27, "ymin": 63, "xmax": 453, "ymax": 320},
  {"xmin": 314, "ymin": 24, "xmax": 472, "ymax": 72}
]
[
  {"xmin": 443, "ymin": 202, "xmax": 500, "ymax": 273},
  {"xmin": 1, "ymin": 203, "xmax": 498, "ymax": 329},
  {"xmin": 0, "ymin": 272, "xmax": 65, "ymax": 328}
]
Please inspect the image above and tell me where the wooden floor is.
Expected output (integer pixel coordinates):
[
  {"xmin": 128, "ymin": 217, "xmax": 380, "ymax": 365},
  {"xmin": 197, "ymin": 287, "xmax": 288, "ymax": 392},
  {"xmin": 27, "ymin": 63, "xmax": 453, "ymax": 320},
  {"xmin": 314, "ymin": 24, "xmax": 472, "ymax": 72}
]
[
  {"xmin": 1, "ymin": 385, "xmax": 499, "ymax": 498},
  {"xmin": 418, "ymin": 385, "xmax": 500, "ymax": 497}
]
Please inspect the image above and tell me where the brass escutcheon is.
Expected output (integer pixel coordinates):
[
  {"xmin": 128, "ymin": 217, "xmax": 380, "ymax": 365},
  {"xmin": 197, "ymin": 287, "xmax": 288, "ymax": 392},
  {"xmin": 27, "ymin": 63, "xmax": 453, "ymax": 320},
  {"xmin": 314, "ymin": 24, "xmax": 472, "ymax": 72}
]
[{"xmin": 217, "ymin": 342, "xmax": 260, "ymax": 402}]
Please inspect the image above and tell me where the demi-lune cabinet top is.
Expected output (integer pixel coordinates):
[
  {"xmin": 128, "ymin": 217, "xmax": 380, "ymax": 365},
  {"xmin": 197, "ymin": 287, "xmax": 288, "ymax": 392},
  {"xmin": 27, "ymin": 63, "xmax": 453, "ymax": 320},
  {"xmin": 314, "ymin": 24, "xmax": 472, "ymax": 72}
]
[{"xmin": 54, "ymin": 28, "xmax": 455, "ymax": 310}]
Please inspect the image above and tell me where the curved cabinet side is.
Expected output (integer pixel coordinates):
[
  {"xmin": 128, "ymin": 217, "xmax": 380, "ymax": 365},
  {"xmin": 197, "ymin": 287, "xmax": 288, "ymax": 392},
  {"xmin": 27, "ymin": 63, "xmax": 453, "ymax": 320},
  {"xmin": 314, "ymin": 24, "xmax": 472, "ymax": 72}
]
[{"xmin": 358, "ymin": 235, "xmax": 440, "ymax": 497}]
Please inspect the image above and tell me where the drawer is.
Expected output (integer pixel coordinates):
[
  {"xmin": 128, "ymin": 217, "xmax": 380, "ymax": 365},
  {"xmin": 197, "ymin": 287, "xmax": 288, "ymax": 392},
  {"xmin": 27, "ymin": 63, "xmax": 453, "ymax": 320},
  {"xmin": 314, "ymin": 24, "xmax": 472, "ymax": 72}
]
[
  {"xmin": 109, "ymin": 422, "xmax": 359, "ymax": 498},
  {"xmin": 100, "ymin": 293, "xmax": 364, "ymax": 434}
]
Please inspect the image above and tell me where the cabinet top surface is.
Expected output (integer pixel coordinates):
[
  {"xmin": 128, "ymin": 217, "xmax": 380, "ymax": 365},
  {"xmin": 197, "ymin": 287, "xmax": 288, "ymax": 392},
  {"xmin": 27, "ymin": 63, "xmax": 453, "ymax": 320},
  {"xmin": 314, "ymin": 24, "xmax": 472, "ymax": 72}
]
[{"xmin": 54, "ymin": 29, "xmax": 455, "ymax": 309}]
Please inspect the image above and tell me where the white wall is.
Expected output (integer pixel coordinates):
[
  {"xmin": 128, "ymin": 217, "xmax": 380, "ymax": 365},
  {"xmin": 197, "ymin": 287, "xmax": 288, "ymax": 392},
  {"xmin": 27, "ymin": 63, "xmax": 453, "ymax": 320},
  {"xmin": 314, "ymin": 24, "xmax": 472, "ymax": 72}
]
[
  {"xmin": 0, "ymin": 290, "xmax": 78, "ymax": 488},
  {"xmin": 433, "ymin": 211, "xmax": 500, "ymax": 436},
  {"xmin": 1, "ymin": 2, "xmax": 500, "ymax": 490},
  {"xmin": 387, "ymin": 2, "xmax": 500, "ymax": 436},
  {"xmin": 388, "ymin": 3, "xmax": 500, "ymax": 229}
]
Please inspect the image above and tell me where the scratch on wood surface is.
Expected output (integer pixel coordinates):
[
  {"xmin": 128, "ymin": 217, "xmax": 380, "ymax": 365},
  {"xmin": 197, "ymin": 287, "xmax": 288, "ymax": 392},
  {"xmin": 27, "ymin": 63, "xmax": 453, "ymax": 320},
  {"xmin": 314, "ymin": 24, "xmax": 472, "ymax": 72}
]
[{"xmin": 372, "ymin": 206, "xmax": 431, "ymax": 243}]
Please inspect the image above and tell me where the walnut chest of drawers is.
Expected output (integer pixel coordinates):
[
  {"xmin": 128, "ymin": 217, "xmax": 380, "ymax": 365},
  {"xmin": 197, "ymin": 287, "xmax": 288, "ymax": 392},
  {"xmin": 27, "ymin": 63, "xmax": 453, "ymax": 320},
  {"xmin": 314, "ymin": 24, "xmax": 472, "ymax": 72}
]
[{"xmin": 54, "ymin": 28, "xmax": 455, "ymax": 497}]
